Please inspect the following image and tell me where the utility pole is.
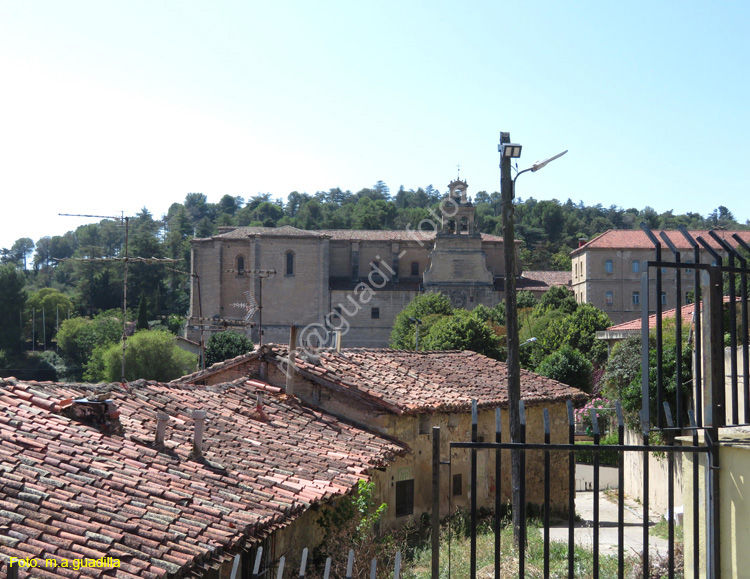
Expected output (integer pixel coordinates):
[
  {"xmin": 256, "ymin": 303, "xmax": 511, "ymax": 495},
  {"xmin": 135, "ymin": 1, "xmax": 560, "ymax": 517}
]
[
  {"xmin": 500, "ymin": 132, "xmax": 523, "ymax": 542},
  {"xmin": 59, "ymin": 213, "xmax": 180, "ymax": 382}
]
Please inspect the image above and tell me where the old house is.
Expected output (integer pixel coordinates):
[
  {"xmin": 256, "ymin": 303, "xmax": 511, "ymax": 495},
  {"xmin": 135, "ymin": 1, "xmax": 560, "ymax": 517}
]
[
  {"xmin": 176, "ymin": 345, "xmax": 587, "ymax": 523},
  {"xmin": 0, "ymin": 377, "xmax": 404, "ymax": 577}
]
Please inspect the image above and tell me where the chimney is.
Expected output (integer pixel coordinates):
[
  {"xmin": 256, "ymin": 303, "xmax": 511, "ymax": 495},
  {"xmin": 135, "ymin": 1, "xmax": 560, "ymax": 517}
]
[
  {"xmin": 192, "ymin": 410, "xmax": 207, "ymax": 455},
  {"xmin": 578, "ymin": 238, "xmax": 588, "ymax": 248},
  {"xmin": 334, "ymin": 330, "xmax": 342, "ymax": 352},
  {"xmin": 286, "ymin": 325, "xmax": 298, "ymax": 396},
  {"xmin": 289, "ymin": 324, "xmax": 298, "ymax": 350},
  {"xmin": 155, "ymin": 412, "xmax": 169, "ymax": 446}
]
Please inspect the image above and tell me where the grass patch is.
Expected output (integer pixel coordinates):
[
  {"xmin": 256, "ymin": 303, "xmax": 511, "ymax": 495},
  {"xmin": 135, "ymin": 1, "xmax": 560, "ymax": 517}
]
[
  {"xmin": 402, "ymin": 513, "xmax": 623, "ymax": 579},
  {"xmin": 650, "ymin": 518, "xmax": 684, "ymax": 542}
]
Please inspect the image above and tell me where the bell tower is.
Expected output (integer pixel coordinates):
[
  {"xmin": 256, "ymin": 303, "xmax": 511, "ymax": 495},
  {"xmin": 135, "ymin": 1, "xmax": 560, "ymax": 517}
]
[
  {"xmin": 423, "ymin": 178, "xmax": 496, "ymax": 308},
  {"xmin": 440, "ymin": 179, "xmax": 477, "ymax": 235}
]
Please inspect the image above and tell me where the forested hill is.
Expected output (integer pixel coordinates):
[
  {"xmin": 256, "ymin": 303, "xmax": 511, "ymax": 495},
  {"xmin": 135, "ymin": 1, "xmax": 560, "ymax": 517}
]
[{"xmin": 2, "ymin": 181, "xmax": 747, "ymax": 319}]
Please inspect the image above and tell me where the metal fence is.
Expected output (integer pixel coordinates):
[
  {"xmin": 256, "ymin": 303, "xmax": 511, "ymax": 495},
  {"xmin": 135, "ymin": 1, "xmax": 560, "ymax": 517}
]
[{"xmin": 431, "ymin": 225, "xmax": 750, "ymax": 579}]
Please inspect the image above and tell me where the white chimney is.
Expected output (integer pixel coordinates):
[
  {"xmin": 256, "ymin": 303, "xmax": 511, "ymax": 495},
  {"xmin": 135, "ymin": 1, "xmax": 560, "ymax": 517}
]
[
  {"xmin": 155, "ymin": 412, "xmax": 169, "ymax": 446},
  {"xmin": 192, "ymin": 410, "xmax": 207, "ymax": 455}
]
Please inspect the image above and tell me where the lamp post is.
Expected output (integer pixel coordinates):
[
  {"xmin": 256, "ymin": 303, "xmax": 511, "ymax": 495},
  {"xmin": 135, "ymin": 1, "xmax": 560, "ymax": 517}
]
[
  {"xmin": 499, "ymin": 132, "xmax": 567, "ymax": 543},
  {"xmin": 409, "ymin": 317, "xmax": 423, "ymax": 351}
]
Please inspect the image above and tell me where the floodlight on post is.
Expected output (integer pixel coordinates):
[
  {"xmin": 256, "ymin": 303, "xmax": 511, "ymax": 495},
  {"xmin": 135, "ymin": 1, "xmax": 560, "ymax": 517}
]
[
  {"xmin": 499, "ymin": 143, "xmax": 523, "ymax": 158},
  {"xmin": 499, "ymin": 133, "xmax": 567, "ymax": 545}
]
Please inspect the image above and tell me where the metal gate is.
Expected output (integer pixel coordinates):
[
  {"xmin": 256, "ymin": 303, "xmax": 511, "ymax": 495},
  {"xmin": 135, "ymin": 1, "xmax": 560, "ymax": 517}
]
[{"xmin": 432, "ymin": 225, "xmax": 750, "ymax": 579}]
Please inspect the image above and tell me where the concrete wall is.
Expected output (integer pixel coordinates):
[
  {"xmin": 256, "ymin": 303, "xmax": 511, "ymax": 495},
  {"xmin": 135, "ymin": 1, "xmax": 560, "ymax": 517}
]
[
  {"xmin": 622, "ymin": 427, "xmax": 684, "ymax": 516},
  {"xmin": 683, "ymin": 434, "xmax": 750, "ymax": 578}
]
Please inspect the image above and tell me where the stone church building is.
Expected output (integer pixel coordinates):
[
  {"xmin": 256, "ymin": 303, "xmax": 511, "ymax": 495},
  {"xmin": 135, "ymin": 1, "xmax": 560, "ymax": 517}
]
[{"xmin": 186, "ymin": 180, "xmax": 522, "ymax": 347}]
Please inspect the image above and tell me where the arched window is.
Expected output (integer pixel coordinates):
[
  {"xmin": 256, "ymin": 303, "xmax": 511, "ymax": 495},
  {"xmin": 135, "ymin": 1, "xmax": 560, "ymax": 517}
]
[
  {"xmin": 236, "ymin": 256, "xmax": 245, "ymax": 275},
  {"xmin": 286, "ymin": 251, "xmax": 295, "ymax": 276}
]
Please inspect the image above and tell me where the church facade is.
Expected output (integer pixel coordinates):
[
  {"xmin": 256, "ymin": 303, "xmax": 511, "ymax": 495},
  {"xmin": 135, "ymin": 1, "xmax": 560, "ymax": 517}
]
[{"xmin": 186, "ymin": 180, "xmax": 521, "ymax": 348}]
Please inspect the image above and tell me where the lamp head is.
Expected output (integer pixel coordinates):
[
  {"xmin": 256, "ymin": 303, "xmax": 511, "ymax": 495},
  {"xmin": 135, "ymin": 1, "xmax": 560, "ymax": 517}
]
[{"xmin": 499, "ymin": 143, "xmax": 523, "ymax": 158}]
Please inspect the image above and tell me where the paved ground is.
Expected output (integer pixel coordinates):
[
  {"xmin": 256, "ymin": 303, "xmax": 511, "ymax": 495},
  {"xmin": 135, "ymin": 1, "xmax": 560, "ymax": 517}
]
[{"xmin": 546, "ymin": 491, "xmax": 670, "ymax": 557}]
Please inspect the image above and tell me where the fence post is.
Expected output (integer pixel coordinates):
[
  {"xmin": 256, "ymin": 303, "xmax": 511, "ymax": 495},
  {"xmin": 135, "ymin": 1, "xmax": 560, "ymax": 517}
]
[
  {"xmin": 703, "ymin": 266, "xmax": 724, "ymax": 579},
  {"xmin": 432, "ymin": 425, "xmax": 440, "ymax": 578}
]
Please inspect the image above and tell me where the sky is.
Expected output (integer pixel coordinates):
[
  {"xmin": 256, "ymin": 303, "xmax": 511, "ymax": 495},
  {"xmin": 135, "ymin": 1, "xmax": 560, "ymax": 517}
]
[{"xmin": 1, "ymin": 1, "xmax": 749, "ymax": 251}]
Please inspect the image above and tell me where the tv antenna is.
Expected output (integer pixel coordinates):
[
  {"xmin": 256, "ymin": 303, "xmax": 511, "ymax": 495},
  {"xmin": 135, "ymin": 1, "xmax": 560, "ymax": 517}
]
[
  {"xmin": 225, "ymin": 267, "xmax": 276, "ymax": 345},
  {"xmin": 58, "ymin": 212, "xmax": 181, "ymax": 383}
]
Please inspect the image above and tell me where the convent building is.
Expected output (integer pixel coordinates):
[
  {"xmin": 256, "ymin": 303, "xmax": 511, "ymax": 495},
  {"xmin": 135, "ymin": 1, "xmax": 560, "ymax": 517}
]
[{"xmin": 186, "ymin": 180, "xmax": 522, "ymax": 347}]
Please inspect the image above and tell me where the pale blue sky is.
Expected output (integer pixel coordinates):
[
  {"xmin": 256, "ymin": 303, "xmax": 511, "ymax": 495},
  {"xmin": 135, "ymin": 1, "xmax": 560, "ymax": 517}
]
[{"xmin": 1, "ymin": 1, "xmax": 748, "ymax": 250}]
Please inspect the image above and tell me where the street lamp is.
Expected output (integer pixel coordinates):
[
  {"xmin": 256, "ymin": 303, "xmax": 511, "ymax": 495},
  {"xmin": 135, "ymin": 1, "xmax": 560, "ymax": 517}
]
[
  {"xmin": 499, "ymin": 132, "xmax": 567, "ymax": 544},
  {"xmin": 409, "ymin": 317, "xmax": 423, "ymax": 351}
]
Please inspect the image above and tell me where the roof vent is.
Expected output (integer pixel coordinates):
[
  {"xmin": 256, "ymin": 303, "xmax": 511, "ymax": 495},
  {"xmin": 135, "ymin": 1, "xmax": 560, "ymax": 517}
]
[
  {"xmin": 192, "ymin": 410, "xmax": 207, "ymax": 455},
  {"xmin": 155, "ymin": 412, "xmax": 169, "ymax": 446}
]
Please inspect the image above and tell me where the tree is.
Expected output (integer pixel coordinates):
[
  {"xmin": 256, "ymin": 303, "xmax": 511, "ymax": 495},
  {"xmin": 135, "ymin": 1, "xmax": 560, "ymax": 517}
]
[
  {"xmin": 8, "ymin": 238, "xmax": 35, "ymax": 269},
  {"xmin": 0, "ymin": 264, "xmax": 27, "ymax": 352},
  {"xmin": 535, "ymin": 345, "xmax": 593, "ymax": 392},
  {"xmin": 205, "ymin": 331, "xmax": 254, "ymax": 367},
  {"xmin": 421, "ymin": 309, "xmax": 502, "ymax": 359},
  {"xmin": 26, "ymin": 288, "xmax": 74, "ymax": 348},
  {"xmin": 536, "ymin": 285, "xmax": 577, "ymax": 316},
  {"xmin": 57, "ymin": 312, "xmax": 123, "ymax": 379},
  {"xmin": 89, "ymin": 329, "xmax": 196, "ymax": 382},
  {"xmin": 536, "ymin": 303, "xmax": 610, "ymax": 365},
  {"xmin": 390, "ymin": 293, "xmax": 453, "ymax": 349}
]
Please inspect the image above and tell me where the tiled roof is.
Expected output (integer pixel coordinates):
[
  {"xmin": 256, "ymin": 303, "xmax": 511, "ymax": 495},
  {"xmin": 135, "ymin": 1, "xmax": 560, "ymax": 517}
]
[
  {"xmin": 170, "ymin": 346, "xmax": 272, "ymax": 385},
  {"xmin": 0, "ymin": 377, "xmax": 404, "ymax": 577},
  {"xmin": 520, "ymin": 271, "xmax": 572, "ymax": 287},
  {"xmin": 285, "ymin": 348, "xmax": 585, "ymax": 414},
  {"xmin": 213, "ymin": 225, "xmax": 330, "ymax": 239},
  {"xmin": 605, "ymin": 296, "xmax": 731, "ymax": 332},
  {"xmin": 208, "ymin": 226, "xmax": 505, "ymax": 243},
  {"xmin": 571, "ymin": 229, "xmax": 750, "ymax": 255}
]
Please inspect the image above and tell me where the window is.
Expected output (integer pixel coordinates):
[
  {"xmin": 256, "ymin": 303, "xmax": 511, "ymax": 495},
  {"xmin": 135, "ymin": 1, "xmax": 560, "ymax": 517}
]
[
  {"xmin": 236, "ymin": 256, "xmax": 245, "ymax": 275},
  {"xmin": 605, "ymin": 291, "xmax": 613, "ymax": 305},
  {"xmin": 395, "ymin": 480, "xmax": 414, "ymax": 517},
  {"xmin": 632, "ymin": 291, "xmax": 640, "ymax": 305},
  {"xmin": 685, "ymin": 260, "xmax": 694, "ymax": 274},
  {"xmin": 686, "ymin": 291, "xmax": 693, "ymax": 304},
  {"xmin": 605, "ymin": 260, "xmax": 613, "ymax": 274},
  {"xmin": 411, "ymin": 261, "xmax": 419, "ymax": 276},
  {"xmin": 418, "ymin": 414, "xmax": 430, "ymax": 435},
  {"xmin": 452, "ymin": 473, "xmax": 463, "ymax": 497},
  {"xmin": 371, "ymin": 307, "xmax": 380, "ymax": 319},
  {"xmin": 661, "ymin": 292, "xmax": 667, "ymax": 305},
  {"xmin": 632, "ymin": 260, "xmax": 640, "ymax": 273},
  {"xmin": 285, "ymin": 251, "xmax": 294, "ymax": 276}
]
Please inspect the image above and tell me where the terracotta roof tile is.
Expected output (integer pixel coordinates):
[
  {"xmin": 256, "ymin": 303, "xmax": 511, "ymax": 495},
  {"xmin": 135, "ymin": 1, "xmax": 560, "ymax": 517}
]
[
  {"xmin": 605, "ymin": 296, "xmax": 731, "ymax": 332},
  {"xmin": 280, "ymin": 348, "xmax": 585, "ymax": 413},
  {"xmin": 572, "ymin": 229, "xmax": 750, "ymax": 255},
  {"xmin": 0, "ymin": 377, "xmax": 405, "ymax": 577},
  {"xmin": 208, "ymin": 226, "xmax": 505, "ymax": 243}
]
